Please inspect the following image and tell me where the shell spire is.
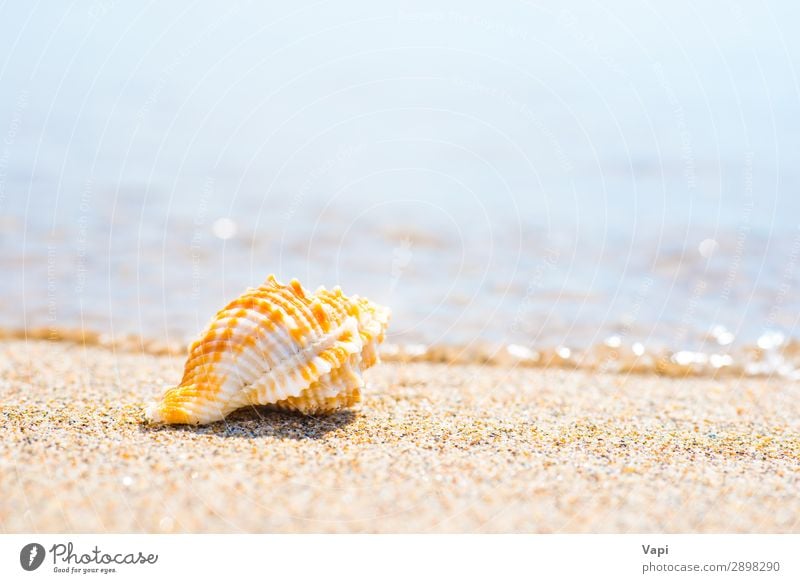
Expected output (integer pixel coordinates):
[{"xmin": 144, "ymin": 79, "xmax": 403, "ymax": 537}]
[{"xmin": 146, "ymin": 275, "xmax": 390, "ymax": 424}]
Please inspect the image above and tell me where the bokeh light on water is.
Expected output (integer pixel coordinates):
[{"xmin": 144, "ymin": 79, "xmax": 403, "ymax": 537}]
[{"xmin": 1, "ymin": 1, "xmax": 799, "ymax": 376}]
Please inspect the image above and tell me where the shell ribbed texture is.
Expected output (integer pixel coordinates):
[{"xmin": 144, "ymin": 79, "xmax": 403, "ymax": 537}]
[{"xmin": 146, "ymin": 275, "xmax": 390, "ymax": 424}]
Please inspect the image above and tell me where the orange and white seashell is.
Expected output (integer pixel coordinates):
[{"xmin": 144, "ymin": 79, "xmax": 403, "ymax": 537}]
[{"xmin": 145, "ymin": 275, "xmax": 390, "ymax": 425}]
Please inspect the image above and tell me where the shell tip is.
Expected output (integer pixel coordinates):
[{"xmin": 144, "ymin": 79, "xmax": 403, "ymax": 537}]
[{"xmin": 144, "ymin": 401, "xmax": 163, "ymax": 424}]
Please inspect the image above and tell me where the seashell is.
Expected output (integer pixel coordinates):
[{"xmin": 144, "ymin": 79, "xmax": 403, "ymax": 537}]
[{"xmin": 145, "ymin": 275, "xmax": 390, "ymax": 425}]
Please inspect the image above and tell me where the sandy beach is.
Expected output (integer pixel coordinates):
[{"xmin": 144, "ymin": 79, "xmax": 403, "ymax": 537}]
[{"xmin": 1, "ymin": 339, "xmax": 798, "ymax": 533}]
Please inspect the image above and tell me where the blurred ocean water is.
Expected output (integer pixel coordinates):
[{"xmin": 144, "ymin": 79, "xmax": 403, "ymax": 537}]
[{"xmin": 1, "ymin": 1, "xmax": 799, "ymax": 372}]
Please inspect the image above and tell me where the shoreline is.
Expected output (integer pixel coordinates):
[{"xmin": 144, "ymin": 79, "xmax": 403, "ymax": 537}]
[
  {"xmin": 2, "ymin": 324, "xmax": 799, "ymax": 380},
  {"xmin": 1, "ymin": 339, "xmax": 799, "ymax": 533}
]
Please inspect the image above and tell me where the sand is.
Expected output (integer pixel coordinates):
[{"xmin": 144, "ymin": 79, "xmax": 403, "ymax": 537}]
[{"xmin": 1, "ymin": 339, "xmax": 798, "ymax": 533}]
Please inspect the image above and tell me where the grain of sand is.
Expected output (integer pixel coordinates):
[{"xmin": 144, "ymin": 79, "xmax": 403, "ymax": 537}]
[{"xmin": 1, "ymin": 340, "xmax": 798, "ymax": 532}]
